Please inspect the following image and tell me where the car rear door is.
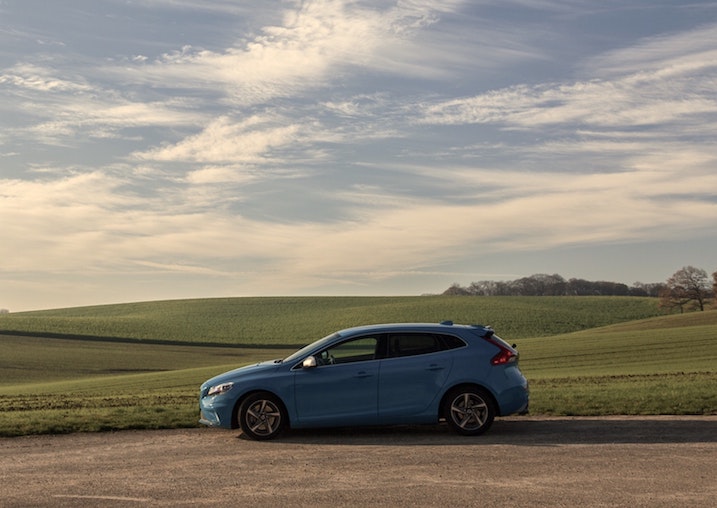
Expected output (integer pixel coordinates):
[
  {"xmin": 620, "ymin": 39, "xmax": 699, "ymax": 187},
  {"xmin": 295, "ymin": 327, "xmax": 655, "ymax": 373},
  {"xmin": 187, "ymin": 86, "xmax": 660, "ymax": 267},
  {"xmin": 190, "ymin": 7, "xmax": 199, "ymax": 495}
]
[{"xmin": 377, "ymin": 333, "xmax": 453, "ymax": 422}]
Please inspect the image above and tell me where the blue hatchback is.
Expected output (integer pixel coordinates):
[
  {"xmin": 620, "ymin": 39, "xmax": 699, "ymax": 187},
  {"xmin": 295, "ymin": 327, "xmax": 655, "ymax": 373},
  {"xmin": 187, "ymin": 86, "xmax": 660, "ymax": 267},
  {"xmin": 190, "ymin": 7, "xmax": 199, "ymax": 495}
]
[{"xmin": 199, "ymin": 321, "xmax": 529, "ymax": 440}]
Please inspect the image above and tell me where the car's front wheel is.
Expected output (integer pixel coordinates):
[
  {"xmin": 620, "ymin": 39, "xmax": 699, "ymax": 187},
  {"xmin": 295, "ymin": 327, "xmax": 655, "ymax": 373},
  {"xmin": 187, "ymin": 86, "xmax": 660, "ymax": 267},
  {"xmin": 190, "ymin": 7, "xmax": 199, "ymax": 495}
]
[
  {"xmin": 238, "ymin": 392, "xmax": 286, "ymax": 440},
  {"xmin": 445, "ymin": 387, "xmax": 495, "ymax": 436}
]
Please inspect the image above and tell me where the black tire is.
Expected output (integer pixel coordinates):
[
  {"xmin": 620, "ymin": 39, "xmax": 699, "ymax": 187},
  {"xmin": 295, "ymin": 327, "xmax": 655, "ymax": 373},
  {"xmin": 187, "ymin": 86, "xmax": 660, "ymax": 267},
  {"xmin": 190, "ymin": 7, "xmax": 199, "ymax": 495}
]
[
  {"xmin": 444, "ymin": 387, "xmax": 495, "ymax": 436},
  {"xmin": 238, "ymin": 392, "xmax": 286, "ymax": 440}
]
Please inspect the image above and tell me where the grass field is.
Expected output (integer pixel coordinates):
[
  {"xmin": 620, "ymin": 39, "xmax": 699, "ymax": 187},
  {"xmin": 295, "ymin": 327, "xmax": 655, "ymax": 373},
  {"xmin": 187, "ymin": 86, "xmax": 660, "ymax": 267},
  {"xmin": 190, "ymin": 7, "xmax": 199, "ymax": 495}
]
[
  {"xmin": 517, "ymin": 312, "xmax": 717, "ymax": 416},
  {"xmin": 0, "ymin": 295, "xmax": 662, "ymax": 344},
  {"xmin": 1, "ymin": 296, "xmax": 715, "ymax": 437}
]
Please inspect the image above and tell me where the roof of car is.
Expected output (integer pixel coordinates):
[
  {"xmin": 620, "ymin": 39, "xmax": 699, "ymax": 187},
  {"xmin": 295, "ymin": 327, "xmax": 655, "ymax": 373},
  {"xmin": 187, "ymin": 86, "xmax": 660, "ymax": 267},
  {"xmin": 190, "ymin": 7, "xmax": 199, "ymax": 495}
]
[{"xmin": 336, "ymin": 321, "xmax": 493, "ymax": 337}]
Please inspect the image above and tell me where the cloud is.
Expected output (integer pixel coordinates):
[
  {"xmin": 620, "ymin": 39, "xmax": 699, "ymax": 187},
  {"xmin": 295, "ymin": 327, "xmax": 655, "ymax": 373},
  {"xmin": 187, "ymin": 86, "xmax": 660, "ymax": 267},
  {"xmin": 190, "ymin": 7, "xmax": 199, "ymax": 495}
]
[
  {"xmin": 0, "ymin": 64, "xmax": 92, "ymax": 93},
  {"xmin": 419, "ymin": 22, "xmax": 717, "ymax": 130},
  {"xmin": 1, "ymin": 64, "xmax": 208, "ymax": 145},
  {"xmin": 583, "ymin": 22, "xmax": 717, "ymax": 77},
  {"xmin": 118, "ymin": 0, "xmax": 253, "ymax": 15},
  {"xmin": 0, "ymin": 172, "xmax": 137, "ymax": 272},
  {"xmin": 110, "ymin": 1, "xmax": 382, "ymax": 103},
  {"xmin": 3, "ymin": 0, "xmax": 717, "ymax": 310},
  {"xmin": 108, "ymin": 0, "xmax": 475, "ymax": 105},
  {"xmin": 420, "ymin": 74, "xmax": 717, "ymax": 130},
  {"xmin": 2, "ymin": 1, "xmax": 473, "ymax": 155},
  {"xmin": 184, "ymin": 166, "xmax": 258, "ymax": 185},
  {"xmin": 135, "ymin": 115, "xmax": 302, "ymax": 164}
]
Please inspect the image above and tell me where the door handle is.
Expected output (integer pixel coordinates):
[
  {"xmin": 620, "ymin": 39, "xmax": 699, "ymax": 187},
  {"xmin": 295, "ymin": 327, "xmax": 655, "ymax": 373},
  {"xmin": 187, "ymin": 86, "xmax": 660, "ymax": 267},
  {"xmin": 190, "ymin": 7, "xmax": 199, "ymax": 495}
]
[
  {"xmin": 354, "ymin": 371, "xmax": 373, "ymax": 378},
  {"xmin": 426, "ymin": 364, "xmax": 444, "ymax": 371}
]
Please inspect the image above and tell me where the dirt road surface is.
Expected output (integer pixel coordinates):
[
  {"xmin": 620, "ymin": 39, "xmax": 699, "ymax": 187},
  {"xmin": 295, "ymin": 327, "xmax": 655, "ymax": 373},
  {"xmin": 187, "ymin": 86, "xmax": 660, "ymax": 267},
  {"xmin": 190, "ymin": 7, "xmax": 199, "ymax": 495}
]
[{"xmin": 1, "ymin": 416, "xmax": 715, "ymax": 507}]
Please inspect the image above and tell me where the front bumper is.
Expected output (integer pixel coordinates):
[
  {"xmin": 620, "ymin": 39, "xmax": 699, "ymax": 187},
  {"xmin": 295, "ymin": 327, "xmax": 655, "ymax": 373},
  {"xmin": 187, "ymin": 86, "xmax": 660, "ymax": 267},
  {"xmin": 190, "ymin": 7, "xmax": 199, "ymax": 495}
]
[
  {"xmin": 199, "ymin": 409, "xmax": 221, "ymax": 427},
  {"xmin": 198, "ymin": 394, "xmax": 235, "ymax": 429}
]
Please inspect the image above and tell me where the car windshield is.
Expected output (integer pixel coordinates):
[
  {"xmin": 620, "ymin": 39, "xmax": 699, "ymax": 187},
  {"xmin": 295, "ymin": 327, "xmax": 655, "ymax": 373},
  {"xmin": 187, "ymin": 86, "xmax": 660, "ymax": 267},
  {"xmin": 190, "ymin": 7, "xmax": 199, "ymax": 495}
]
[{"xmin": 282, "ymin": 332, "xmax": 340, "ymax": 364}]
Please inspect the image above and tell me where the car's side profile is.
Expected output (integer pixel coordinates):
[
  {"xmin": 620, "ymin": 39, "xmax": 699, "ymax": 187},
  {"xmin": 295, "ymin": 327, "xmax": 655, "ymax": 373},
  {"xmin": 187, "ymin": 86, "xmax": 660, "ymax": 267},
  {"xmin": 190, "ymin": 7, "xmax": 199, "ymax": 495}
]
[{"xmin": 199, "ymin": 321, "xmax": 529, "ymax": 440}]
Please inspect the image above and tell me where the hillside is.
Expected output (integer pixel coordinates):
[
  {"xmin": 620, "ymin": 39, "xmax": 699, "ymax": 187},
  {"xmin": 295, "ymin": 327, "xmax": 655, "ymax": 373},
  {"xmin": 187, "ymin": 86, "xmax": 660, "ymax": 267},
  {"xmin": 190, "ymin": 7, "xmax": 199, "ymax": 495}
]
[
  {"xmin": 519, "ymin": 310, "xmax": 717, "ymax": 378},
  {"xmin": 0, "ymin": 295, "xmax": 661, "ymax": 345},
  {"xmin": 516, "ymin": 311, "xmax": 717, "ymax": 416},
  {"xmin": 1, "ymin": 299, "xmax": 714, "ymax": 436}
]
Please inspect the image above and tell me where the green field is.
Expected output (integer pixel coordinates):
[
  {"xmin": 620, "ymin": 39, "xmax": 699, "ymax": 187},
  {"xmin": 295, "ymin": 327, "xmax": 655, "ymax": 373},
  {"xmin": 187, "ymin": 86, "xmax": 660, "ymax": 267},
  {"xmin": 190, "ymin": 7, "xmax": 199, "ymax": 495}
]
[
  {"xmin": 1, "ymin": 296, "xmax": 715, "ymax": 437},
  {"xmin": 0, "ymin": 295, "xmax": 662, "ymax": 344},
  {"xmin": 518, "ymin": 312, "xmax": 717, "ymax": 416}
]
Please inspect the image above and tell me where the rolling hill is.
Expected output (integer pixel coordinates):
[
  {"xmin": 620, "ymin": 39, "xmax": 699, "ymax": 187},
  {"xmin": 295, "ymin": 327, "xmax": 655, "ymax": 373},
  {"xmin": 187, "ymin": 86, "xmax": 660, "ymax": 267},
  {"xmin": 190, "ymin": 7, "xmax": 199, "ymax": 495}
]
[{"xmin": 0, "ymin": 296, "xmax": 714, "ymax": 436}]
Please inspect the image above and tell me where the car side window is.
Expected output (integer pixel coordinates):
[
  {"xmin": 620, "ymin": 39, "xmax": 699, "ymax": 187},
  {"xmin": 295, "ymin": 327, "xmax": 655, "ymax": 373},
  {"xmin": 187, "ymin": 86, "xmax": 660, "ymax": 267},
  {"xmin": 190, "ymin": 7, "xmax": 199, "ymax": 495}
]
[
  {"xmin": 439, "ymin": 334, "xmax": 467, "ymax": 350},
  {"xmin": 388, "ymin": 333, "xmax": 442, "ymax": 358},
  {"xmin": 318, "ymin": 336, "xmax": 378, "ymax": 365}
]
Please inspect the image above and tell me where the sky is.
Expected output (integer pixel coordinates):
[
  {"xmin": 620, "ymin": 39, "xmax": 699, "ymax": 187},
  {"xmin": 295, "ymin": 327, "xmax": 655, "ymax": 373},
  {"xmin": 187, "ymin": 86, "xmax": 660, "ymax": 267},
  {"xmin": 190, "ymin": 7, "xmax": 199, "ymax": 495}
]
[{"xmin": 1, "ymin": 0, "xmax": 717, "ymax": 312}]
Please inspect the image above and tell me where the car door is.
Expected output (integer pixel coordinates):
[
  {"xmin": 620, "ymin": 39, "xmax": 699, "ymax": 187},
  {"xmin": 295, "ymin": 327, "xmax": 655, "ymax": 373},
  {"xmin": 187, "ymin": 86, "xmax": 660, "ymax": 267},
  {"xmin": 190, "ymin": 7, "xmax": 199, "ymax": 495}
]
[
  {"xmin": 292, "ymin": 335, "xmax": 380, "ymax": 427},
  {"xmin": 377, "ymin": 333, "xmax": 453, "ymax": 423}
]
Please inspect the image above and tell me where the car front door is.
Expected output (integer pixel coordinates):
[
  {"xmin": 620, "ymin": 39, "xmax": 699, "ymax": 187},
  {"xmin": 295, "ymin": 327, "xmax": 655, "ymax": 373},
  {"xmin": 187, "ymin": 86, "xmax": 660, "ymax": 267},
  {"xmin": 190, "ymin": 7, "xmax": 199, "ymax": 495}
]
[{"xmin": 292, "ymin": 335, "xmax": 380, "ymax": 427}]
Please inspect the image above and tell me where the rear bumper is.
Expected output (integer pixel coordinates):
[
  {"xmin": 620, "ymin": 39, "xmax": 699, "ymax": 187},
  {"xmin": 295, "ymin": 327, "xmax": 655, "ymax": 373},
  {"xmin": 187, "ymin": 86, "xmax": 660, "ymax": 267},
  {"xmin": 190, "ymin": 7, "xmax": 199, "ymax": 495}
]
[
  {"xmin": 518, "ymin": 398, "xmax": 530, "ymax": 415},
  {"xmin": 497, "ymin": 378, "xmax": 529, "ymax": 416}
]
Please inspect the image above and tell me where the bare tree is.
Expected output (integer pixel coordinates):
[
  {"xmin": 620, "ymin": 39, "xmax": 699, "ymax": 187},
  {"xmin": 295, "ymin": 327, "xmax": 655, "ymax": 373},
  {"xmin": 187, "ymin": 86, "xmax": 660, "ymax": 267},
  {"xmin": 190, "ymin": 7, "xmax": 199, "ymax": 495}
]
[
  {"xmin": 660, "ymin": 266, "xmax": 711, "ymax": 312},
  {"xmin": 442, "ymin": 283, "xmax": 471, "ymax": 296},
  {"xmin": 630, "ymin": 282, "xmax": 667, "ymax": 298}
]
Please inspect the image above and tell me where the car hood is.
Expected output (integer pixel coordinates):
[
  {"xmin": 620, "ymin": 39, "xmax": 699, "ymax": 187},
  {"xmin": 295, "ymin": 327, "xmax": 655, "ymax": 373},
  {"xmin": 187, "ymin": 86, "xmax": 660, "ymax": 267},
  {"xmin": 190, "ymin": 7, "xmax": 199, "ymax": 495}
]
[{"xmin": 203, "ymin": 360, "xmax": 282, "ymax": 387}]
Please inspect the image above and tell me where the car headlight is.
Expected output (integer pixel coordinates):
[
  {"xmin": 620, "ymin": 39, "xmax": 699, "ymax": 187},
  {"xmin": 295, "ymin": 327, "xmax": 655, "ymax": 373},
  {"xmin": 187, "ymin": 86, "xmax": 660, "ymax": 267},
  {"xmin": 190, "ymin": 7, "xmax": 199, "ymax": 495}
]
[{"xmin": 207, "ymin": 382, "xmax": 234, "ymax": 396}]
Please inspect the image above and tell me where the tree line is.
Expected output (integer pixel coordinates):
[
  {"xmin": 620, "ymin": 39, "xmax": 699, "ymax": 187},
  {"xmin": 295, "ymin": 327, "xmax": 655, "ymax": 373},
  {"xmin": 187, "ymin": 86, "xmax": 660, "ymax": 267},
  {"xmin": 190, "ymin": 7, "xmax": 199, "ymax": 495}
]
[{"xmin": 442, "ymin": 266, "xmax": 717, "ymax": 313}]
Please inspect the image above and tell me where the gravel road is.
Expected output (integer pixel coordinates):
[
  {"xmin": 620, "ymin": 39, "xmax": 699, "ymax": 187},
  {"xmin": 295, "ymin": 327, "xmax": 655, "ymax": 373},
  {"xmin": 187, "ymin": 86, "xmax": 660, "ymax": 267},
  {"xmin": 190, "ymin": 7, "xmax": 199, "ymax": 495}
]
[{"xmin": 1, "ymin": 416, "xmax": 715, "ymax": 507}]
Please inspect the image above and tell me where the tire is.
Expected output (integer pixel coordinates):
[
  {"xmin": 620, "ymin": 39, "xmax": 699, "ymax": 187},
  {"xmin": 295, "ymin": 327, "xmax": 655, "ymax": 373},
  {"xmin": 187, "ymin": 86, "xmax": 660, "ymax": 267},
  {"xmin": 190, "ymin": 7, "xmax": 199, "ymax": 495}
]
[
  {"xmin": 445, "ymin": 387, "xmax": 495, "ymax": 436},
  {"xmin": 238, "ymin": 392, "xmax": 286, "ymax": 440}
]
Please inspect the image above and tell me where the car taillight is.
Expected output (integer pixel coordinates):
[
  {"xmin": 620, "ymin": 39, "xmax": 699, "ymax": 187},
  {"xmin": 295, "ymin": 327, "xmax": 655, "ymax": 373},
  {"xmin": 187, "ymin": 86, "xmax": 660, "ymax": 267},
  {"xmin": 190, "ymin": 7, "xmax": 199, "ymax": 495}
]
[
  {"xmin": 490, "ymin": 347, "xmax": 517, "ymax": 365},
  {"xmin": 483, "ymin": 334, "xmax": 518, "ymax": 365}
]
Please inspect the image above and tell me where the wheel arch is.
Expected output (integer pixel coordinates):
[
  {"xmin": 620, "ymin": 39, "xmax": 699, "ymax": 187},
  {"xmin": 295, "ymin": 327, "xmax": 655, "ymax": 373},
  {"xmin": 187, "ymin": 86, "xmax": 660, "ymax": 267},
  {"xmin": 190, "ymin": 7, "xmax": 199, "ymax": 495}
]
[
  {"xmin": 231, "ymin": 389, "xmax": 291, "ymax": 430},
  {"xmin": 439, "ymin": 382, "xmax": 500, "ymax": 419}
]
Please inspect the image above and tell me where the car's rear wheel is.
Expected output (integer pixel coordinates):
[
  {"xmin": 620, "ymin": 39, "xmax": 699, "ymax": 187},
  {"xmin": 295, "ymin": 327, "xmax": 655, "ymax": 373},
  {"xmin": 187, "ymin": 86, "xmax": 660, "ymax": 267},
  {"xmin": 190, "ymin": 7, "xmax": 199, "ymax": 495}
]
[
  {"xmin": 445, "ymin": 387, "xmax": 495, "ymax": 436},
  {"xmin": 238, "ymin": 392, "xmax": 286, "ymax": 440}
]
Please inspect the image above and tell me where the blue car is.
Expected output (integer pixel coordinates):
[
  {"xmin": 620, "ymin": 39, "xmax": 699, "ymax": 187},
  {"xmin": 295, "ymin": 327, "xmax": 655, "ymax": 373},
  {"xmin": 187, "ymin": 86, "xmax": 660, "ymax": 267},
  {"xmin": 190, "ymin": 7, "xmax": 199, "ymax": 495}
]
[{"xmin": 199, "ymin": 321, "xmax": 529, "ymax": 440}]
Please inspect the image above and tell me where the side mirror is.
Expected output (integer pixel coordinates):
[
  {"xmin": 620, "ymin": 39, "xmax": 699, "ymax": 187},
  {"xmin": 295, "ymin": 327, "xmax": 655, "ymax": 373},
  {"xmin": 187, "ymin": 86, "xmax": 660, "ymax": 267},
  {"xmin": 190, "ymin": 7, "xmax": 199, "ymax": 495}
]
[{"xmin": 302, "ymin": 356, "xmax": 318, "ymax": 369}]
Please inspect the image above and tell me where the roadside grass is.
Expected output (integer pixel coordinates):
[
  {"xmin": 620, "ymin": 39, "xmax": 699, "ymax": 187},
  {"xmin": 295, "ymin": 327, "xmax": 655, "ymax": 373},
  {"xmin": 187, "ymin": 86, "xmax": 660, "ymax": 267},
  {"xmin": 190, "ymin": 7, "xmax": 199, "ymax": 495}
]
[
  {"xmin": 0, "ymin": 364, "xmax": 261, "ymax": 437},
  {"xmin": 0, "ymin": 404, "xmax": 198, "ymax": 437},
  {"xmin": 0, "ymin": 299, "xmax": 714, "ymax": 437},
  {"xmin": 0, "ymin": 350, "xmax": 293, "ymax": 437},
  {"xmin": 531, "ymin": 372, "xmax": 716, "ymax": 416}
]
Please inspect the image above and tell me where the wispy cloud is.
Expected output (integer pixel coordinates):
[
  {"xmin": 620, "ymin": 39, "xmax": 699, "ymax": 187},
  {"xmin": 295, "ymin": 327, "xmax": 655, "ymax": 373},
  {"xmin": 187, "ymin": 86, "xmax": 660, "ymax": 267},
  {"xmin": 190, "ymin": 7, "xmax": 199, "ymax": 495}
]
[
  {"xmin": 1, "ymin": 64, "xmax": 208, "ymax": 146},
  {"xmin": 420, "ymin": 65, "xmax": 717, "ymax": 131},
  {"xmin": 135, "ymin": 115, "xmax": 302, "ymax": 164},
  {"xmin": 2, "ymin": 0, "xmax": 717, "ymax": 310},
  {"xmin": 0, "ymin": 64, "xmax": 91, "ymax": 92},
  {"xmin": 583, "ymin": 22, "xmax": 717, "ymax": 76},
  {"xmin": 106, "ymin": 0, "xmax": 480, "ymax": 103}
]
